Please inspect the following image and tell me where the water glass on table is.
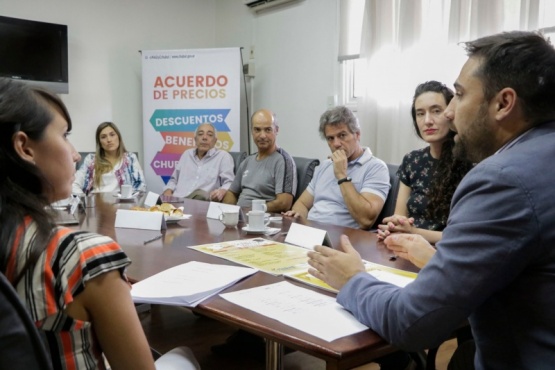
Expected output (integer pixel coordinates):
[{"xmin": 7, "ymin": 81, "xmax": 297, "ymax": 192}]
[{"xmin": 84, "ymin": 194, "xmax": 95, "ymax": 208}]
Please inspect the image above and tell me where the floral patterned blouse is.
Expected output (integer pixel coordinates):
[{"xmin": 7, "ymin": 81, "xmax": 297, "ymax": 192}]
[
  {"xmin": 72, "ymin": 152, "xmax": 146, "ymax": 194},
  {"xmin": 397, "ymin": 146, "xmax": 445, "ymax": 231}
]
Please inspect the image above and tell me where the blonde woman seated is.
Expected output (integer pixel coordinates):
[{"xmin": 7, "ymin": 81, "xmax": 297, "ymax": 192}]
[
  {"xmin": 378, "ymin": 81, "xmax": 472, "ymax": 250},
  {"xmin": 73, "ymin": 121, "xmax": 146, "ymax": 194}
]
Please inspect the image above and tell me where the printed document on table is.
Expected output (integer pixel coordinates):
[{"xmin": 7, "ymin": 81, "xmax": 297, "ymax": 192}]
[
  {"xmin": 189, "ymin": 238, "xmax": 310, "ymax": 275},
  {"xmin": 286, "ymin": 261, "xmax": 417, "ymax": 293},
  {"xmin": 131, "ymin": 261, "xmax": 257, "ymax": 307},
  {"xmin": 220, "ymin": 281, "xmax": 368, "ymax": 342}
]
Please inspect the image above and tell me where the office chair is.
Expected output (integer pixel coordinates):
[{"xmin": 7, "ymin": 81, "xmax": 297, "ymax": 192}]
[
  {"xmin": 292, "ymin": 156, "xmax": 320, "ymax": 202},
  {"xmin": 229, "ymin": 151, "xmax": 247, "ymax": 175},
  {"xmin": 371, "ymin": 163, "xmax": 400, "ymax": 230}
]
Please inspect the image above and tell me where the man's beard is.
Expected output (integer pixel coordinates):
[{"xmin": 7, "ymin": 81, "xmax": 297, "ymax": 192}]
[{"xmin": 453, "ymin": 104, "xmax": 497, "ymax": 164}]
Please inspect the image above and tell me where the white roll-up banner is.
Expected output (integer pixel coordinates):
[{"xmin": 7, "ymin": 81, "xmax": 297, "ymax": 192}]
[{"xmin": 142, "ymin": 48, "xmax": 241, "ymax": 193}]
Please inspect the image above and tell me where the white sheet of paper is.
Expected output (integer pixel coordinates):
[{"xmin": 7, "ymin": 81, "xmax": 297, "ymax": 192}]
[
  {"xmin": 285, "ymin": 223, "xmax": 327, "ymax": 250},
  {"xmin": 131, "ymin": 261, "xmax": 257, "ymax": 307},
  {"xmin": 143, "ymin": 191, "xmax": 160, "ymax": 207},
  {"xmin": 220, "ymin": 281, "xmax": 368, "ymax": 342},
  {"xmin": 115, "ymin": 209, "xmax": 166, "ymax": 230},
  {"xmin": 206, "ymin": 201, "xmax": 241, "ymax": 220}
]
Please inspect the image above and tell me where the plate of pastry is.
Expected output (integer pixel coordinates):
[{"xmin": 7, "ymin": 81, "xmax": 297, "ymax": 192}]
[{"xmin": 130, "ymin": 203, "xmax": 190, "ymax": 223}]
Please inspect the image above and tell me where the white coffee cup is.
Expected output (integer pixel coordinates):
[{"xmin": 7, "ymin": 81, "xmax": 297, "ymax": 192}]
[
  {"xmin": 121, "ymin": 184, "xmax": 133, "ymax": 198},
  {"xmin": 219, "ymin": 211, "xmax": 239, "ymax": 228},
  {"xmin": 247, "ymin": 210, "xmax": 270, "ymax": 231},
  {"xmin": 252, "ymin": 199, "xmax": 267, "ymax": 212}
]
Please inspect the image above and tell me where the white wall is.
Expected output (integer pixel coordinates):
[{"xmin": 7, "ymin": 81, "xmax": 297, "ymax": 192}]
[
  {"xmin": 2, "ymin": 0, "xmax": 338, "ymax": 166},
  {"xmin": 215, "ymin": 0, "xmax": 338, "ymax": 162},
  {"xmin": 0, "ymin": 0, "xmax": 216, "ymax": 158}
]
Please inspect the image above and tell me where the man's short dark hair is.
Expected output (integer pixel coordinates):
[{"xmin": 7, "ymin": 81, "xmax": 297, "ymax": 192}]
[{"xmin": 464, "ymin": 31, "xmax": 555, "ymax": 126}]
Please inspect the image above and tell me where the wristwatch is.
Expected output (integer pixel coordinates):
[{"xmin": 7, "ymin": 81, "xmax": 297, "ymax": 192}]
[{"xmin": 337, "ymin": 177, "xmax": 352, "ymax": 185}]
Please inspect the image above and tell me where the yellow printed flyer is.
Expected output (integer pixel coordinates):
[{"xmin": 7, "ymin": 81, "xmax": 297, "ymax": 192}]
[
  {"xmin": 286, "ymin": 261, "xmax": 418, "ymax": 293},
  {"xmin": 189, "ymin": 238, "xmax": 310, "ymax": 275}
]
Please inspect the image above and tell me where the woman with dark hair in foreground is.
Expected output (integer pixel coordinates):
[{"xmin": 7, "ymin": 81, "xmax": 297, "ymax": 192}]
[{"xmin": 0, "ymin": 78, "xmax": 199, "ymax": 370}]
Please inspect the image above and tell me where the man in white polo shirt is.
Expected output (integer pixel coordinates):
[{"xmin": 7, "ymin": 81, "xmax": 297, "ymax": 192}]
[
  {"xmin": 284, "ymin": 106, "xmax": 389, "ymax": 229},
  {"xmin": 162, "ymin": 123, "xmax": 234, "ymax": 201}
]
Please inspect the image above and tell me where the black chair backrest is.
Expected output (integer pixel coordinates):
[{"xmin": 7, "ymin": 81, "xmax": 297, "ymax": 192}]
[
  {"xmin": 0, "ymin": 272, "xmax": 53, "ymax": 370},
  {"xmin": 371, "ymin": 163, "xmax": 400, "ymax": 230},
  {"xmin": 76, "ymin": 151, "xmax": 139, "ymax": 170},
  {"xmin": 292, "ymin": 156, "xmax": 320, "ymax": 202},
  {"xmin": 229, "ymin": 151, "xmax": 247, "ymax": 175}
]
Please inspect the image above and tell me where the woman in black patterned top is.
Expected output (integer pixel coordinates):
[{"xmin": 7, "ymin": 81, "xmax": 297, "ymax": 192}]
[{"xmin": 378, "ymin": 81, "xmax": 473, "ymax": 249}]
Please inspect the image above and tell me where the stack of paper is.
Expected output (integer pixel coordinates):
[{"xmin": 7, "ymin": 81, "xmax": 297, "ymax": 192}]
[{"xmin": 131, "ymin": 261, "xmax": 257, "ymax": 307}]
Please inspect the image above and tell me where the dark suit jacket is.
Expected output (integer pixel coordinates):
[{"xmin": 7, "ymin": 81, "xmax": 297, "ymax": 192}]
[{"xmin": 338, "ymin": 121, "xmax": 555, "ymax": 370}]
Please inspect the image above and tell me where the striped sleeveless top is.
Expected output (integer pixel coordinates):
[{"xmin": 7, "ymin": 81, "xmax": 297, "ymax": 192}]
[{"xmin": 7, "ymin": 218, "xmax": 131, "ymax": 370}]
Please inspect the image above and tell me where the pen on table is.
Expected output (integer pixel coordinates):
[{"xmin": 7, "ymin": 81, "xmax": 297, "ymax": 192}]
[{"xmin": 143, "ymin": 234, "xmax": 163, "ymax": 245}]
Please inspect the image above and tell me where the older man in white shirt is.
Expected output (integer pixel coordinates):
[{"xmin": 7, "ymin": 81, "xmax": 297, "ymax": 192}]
[{"xmin": 162, "ymin": 123, "xmax": 234, "ymax": 201}]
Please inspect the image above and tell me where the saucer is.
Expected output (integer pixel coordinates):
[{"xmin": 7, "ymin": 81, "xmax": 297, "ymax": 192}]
[
  {"xmin": 247, "ymin": 212, "xmax": 271, "ymax": 217},
  {"xmin": 242, "ymin": 225, "xmax": 269, "ymax": 234},
  {"xmin": 114, "ymin": 193, "xmax": 136, "ymax": 201},
  {"xmin": 51, "ymin": 199, "xmax": 70, "ymax": 210}
]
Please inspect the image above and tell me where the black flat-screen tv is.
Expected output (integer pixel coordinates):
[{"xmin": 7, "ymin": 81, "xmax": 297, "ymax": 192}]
[{"xmin": 0, "ymin": 15, "xmax": 68, "ymax": 93}]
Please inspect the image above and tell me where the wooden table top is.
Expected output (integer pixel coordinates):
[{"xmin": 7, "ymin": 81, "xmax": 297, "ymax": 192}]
[{"xmin": 71, "ymin": 193, "xmax": 419, "ymax": 370}]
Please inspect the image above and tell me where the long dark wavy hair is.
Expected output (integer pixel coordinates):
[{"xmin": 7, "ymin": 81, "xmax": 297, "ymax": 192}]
[
  {"xmin": 0, "ymin": 78, "xmax": 72, "ymax": 285},
  {"xmin": 411, "ymin": 81, "xmax": 473, "ymax": 226}
]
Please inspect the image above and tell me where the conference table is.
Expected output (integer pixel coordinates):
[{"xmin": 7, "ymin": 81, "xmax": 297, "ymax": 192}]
[{"xmin": 69, "ymin": 193, "xmax": 420, "ymax": 370}]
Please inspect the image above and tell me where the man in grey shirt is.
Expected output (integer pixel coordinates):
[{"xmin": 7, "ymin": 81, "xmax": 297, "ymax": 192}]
[
  {"xmin": 162, "ymin": 123, "xmax": 234, "ymax": 201},
  {"xmin": 223, "ymin": 109, "xmax": 296, "ymax": 212}
]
